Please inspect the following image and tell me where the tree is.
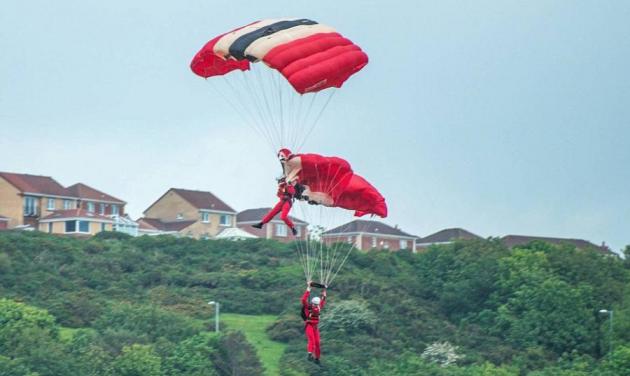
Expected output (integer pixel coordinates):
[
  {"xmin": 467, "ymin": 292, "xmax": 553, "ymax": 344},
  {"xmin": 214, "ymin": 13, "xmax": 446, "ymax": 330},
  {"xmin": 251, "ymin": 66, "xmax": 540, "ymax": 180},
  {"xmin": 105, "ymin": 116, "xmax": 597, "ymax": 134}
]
[{"xmin": 111, "ymin": 344, "xmax": 163, "ymax": 376}]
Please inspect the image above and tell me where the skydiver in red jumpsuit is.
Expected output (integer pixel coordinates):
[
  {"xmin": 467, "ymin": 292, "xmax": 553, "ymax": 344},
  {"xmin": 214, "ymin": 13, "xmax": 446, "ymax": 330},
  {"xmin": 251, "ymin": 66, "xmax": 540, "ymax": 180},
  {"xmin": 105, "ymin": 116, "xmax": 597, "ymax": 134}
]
[
  {"xmin": 252, "ymin": 176, "xmax": 298, "ymax": 236},
  {"xmin": 302, "ymin": 281, "xmax": 327, "ymax": 364}
]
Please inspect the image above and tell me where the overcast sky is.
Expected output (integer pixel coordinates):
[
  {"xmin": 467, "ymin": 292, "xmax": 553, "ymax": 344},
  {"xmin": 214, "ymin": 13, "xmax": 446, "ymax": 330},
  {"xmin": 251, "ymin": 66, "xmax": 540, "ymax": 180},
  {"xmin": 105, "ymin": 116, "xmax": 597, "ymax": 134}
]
[{"xmin": 1, "ymin": 1, "xmax": 628, "ymax": 252}]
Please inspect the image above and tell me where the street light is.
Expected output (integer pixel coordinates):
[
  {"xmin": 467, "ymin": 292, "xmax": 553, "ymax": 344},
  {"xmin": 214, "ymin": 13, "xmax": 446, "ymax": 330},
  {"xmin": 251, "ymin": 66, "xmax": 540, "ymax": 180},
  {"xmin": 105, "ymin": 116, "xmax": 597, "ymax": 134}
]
[
  {"xmin": 599, "ymin": 309, "xmax": 613, "ymax": 356},
  {"xmin": 208, "ymin": 301, "xmax": 220, "ymax": 333}
]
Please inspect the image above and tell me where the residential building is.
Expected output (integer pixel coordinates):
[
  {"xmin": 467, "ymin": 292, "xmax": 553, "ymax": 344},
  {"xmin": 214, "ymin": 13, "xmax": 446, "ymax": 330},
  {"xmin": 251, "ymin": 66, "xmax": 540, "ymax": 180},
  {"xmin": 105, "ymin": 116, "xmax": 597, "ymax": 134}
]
[
  {"xmin": 139, "ymin": 188, "xmax": 237, "ymax": 239},
  {"xmin": 236, "ymin": 208, "xmax": 308, "ymax": 243},
  {"xmin": 321, "ymin": 220, "xmax": 417, "ymax": 252},
  {"xmin": 0, "ymin": 172, "xmax": 129, "ymax": 236},
  {"xmin": 415, "ymin": 228, "xmax": 482, "ymax": 251},
  {"xmin": 501, "ymin": 235, "xmax": 611, "ymax": 254}
]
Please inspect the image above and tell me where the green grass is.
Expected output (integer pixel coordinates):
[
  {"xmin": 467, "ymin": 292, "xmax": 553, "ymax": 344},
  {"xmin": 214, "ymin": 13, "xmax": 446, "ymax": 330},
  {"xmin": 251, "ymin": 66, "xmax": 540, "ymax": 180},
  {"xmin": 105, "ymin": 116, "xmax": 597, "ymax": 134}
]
[
  {"xmin": 59, "ymin": 326, "xmax": 96, "ymax": 342},
  {"xmin": 221, "ymin": 313, "xmax": 287, "ymax": 376}
]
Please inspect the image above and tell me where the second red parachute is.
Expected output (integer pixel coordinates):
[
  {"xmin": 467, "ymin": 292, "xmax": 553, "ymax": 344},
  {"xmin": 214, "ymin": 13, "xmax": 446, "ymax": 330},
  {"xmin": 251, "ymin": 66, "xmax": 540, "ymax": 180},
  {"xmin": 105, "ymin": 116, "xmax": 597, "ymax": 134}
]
[{"xmin": 281, "ymin": 150, "xmax": 387, "ymax": 218}]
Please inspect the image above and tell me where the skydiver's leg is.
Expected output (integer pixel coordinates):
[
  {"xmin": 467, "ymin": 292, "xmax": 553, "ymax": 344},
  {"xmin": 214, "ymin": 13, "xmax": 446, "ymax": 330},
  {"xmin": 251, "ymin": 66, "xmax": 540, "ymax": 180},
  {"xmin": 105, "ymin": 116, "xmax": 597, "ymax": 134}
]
[
  {"xmin": 305, "ymin": 325, "xmax": 315, "ymax": 360},
  {"xmin": 280, "ymin": 201, "xmax": 295, "ymax": 228},
  {"xmin": 261, "ymin": 201, "xmax": 284, "ymax": 224},
  {"xmin": 314, "ymin": 327, "xmax": 321, "ymax": 360},
  {"xmin": 280, "ymin": 201, "xmax": 297, "ymax": 235}
]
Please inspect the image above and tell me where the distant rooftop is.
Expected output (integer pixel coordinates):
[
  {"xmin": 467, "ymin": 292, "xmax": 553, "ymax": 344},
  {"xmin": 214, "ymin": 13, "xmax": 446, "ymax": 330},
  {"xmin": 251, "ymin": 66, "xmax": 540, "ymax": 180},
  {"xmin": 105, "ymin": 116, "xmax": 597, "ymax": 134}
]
[
  {"xmin": 322, "ymin": 220, "xmax": 416, "ymax": 238},
  {"xmin": 237, "ymin": 208, "xmax": 307, "ymax": 225},
  {"xmin": 418, "ymin": 228, "xmax": 482, "ymax": 244}
]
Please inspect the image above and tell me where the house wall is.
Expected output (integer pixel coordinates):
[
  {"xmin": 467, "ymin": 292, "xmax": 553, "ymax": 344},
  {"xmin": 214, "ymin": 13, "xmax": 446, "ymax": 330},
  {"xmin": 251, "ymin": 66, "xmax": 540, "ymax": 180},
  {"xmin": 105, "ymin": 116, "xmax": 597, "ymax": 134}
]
[
  {"xmin": 324, "ymin": 234, "xmax": 414, "ymax": 251},
  {"xmin": 145, "ymin": 191, "xmax": 199, "ymax": 221},
  {"xmin": 0, "ymin": 220, "xmax": 7, "ymax": 230},
  {"xmin": 181, "ymin": 219, "xmax": 223, "ymax": 239},
  {"xmin": 38, "ymin": 220, "xmax": 112, "ymax": 235},
  {"xmin": 77, "ymin": 200, "xmax": 125, "ymax": 216},
  {"xmin": 0, "ymin": 178, "xmax": 23, "ymax": 228},
  {"xmin": 236, "ymin": 221, "xmax": 308, "ymax": 243}
]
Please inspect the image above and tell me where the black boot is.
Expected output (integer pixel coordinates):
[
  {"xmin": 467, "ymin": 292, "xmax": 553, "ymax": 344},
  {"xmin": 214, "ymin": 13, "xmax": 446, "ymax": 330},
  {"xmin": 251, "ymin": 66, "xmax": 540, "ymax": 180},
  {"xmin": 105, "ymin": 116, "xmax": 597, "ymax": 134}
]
[
  {"xmin": 314, "ymin": 358, "xmax": 321, "ymax": 365},
  {"xmin": 307, "ymin": 353, "xmax": 314, "ymax": 362},
  {"xmin": 251, "ymin": 222, "xmax": 263, "ymax": 229},
  {"xmin": 291, "ymin": 227, "xmax": 298, "ymax": 236}
]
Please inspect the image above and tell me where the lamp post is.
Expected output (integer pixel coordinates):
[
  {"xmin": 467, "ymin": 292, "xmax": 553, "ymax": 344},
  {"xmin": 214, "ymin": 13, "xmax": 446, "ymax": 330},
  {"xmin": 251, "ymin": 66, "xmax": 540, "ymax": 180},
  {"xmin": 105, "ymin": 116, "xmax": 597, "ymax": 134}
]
[
  {"xmin": 599, "ymin": 309, "xmax": 613, "ymax": 356},
  {"xmin": 208, "ymin": 301, "xmax": 220, "ymax": 333}
]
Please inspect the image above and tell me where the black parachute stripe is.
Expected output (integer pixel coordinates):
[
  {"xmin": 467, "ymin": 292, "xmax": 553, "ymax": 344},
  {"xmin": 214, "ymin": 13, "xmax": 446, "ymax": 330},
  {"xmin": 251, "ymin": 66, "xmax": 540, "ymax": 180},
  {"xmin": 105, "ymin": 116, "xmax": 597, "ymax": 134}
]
[{"xmin": 229, "ymin": 19, "xmax": 318, "ymax": 61}]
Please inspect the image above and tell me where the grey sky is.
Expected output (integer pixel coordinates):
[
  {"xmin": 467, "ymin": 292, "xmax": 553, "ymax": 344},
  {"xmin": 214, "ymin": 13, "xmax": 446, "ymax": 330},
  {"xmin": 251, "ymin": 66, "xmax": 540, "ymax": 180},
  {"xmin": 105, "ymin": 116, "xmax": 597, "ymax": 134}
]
[{"xmin": 1, "ymin": 1, "xmax": 628, "ymax": 251}]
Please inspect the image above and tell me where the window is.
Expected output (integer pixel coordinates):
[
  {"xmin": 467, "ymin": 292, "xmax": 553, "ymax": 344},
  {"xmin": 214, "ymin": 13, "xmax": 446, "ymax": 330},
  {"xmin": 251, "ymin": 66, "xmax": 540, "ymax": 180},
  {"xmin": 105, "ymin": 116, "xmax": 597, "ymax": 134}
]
[
  {"xmin": 383, "ymin": 241, "xmax": 390, "ymax": 249},
  {"xmin": 371, "ymin": 237, "xmax": 377, "ymax": 248},
  {"xmin": 101, "ymin": 223, "xmax": 106, "ymax": 232},
  {"xmin": 87, "ymin": 202, "xmax": 95, "ymax": 212},
  {"xmin": 48, "ymin": 222, "xmax": 53, "ymax": 233},
  {"xmin": 99, "ymin": 203, "xmax": 106, "ymax": 215},
  {"xmin": 347, "ymin": 236, "xmax": 353, "ymax": 244},
  {"xmin": 219, "ymin": 215, "xmax": 230, "ymax": 226},
  {"xmin": 79, "ymin": 221, "xmax": 89, "ymax": 233},
  {"xmin": 176, "ymin": 213, "xmax": 183, "ymax": 220},
  {"xmin": 65, "ymin": 221, "xmax": 76, "ymax": 233},
  {"xmin": 400, "ymin": 239, "xmax": 408, "ymax": 249},
  {"xmin": 111, "ymin": 205, "xmax": 119, "ymax": 215},
  {"xmin": 23, "ymin": 196, "xmax": 38, "ymax": 216},
  {"xmin": 201, "ymin": 212, "xmax": 210, "ymax": 223},
  {"xmin": 63, "ymin": 199, "xmax": 73, "ymax": 209},
  {"xmin": 47, "ymin": 198, "xmax": 55, "ymax": 210},
  {"xmin": 275, "ymin": 224, "xmax": 288, "ymax": 237}
]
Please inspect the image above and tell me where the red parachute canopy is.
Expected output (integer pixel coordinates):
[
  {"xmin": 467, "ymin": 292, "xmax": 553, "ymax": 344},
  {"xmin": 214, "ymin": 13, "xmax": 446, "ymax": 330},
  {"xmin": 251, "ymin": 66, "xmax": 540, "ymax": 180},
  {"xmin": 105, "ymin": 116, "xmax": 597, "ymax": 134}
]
[
  {"xmin": 285, "ymin": 153, "xmax": 387, "ymax": 218},
  {"xmin": 190, "ymin": 18, "xmax": 368, "ymax": 94}
]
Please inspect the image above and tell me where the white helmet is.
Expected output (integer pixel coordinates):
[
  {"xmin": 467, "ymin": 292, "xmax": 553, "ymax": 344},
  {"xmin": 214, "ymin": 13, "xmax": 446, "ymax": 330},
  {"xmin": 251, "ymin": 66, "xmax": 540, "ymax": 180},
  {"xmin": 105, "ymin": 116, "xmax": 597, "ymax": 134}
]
[{"xmin": 311, "ymin": 297, "xmax": 321, "ymax": 305}]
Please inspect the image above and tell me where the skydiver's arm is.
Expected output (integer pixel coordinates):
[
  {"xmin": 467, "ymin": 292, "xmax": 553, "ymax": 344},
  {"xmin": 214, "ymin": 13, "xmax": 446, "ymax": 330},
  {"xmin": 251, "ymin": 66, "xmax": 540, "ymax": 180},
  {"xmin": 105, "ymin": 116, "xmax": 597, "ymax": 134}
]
[
  {"xmin": 301, "ymin": 285, "xmax": 311, "ymax": 307},
  {"xmin": 320, "ymin": 289, "xmax": 327, "ymax": 309}
]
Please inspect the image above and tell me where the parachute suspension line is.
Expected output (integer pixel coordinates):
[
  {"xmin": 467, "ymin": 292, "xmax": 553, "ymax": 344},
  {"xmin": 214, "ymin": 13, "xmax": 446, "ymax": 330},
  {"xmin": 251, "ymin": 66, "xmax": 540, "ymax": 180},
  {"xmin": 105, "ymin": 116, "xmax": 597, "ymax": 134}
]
[
  {"xmin": 225, "ymin": 70, "xmax": 277, "ymax": 151},
  {"xmin": 295, "ymin": 90, "xmax": 336, "ymax": 153},
  {"xmin": 252, "ymin": 65, "xmax": 282, "ymax": 149},
  {"xmin": 209, "ymin": 77, "xmax": 275, "ymax": 150}
]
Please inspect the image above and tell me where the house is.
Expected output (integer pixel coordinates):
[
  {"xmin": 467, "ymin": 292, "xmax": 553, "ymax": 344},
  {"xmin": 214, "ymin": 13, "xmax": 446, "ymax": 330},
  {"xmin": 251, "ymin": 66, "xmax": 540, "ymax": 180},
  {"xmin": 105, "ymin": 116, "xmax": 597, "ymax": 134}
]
[
  {"xmin": 501, "ymin": 235, "xmax": 611, "ymax": 254},
  {"xmin": 236, "ymin": 208, "xmax": 308, "ymax": 243},
  {"xmin": 415, "ymin": 228, "xmax": 482, "ymax": 251},
  {"xmin": 139, "ymin": 188, "xmax": 237, "ymax": 239},
  {"xmin": 0, "ymin": 172, "xmax": 130, "ymax": 236},
  {"xmin": 321, "ymin": 219, "xmax": 417, "ymax": 252}
]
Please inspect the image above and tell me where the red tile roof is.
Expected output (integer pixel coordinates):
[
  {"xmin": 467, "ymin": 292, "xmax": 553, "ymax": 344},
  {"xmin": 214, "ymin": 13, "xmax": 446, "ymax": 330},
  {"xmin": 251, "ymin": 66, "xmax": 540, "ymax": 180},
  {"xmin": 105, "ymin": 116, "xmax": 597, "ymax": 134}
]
[
  {"xmin": 418, "ymin": 228, "xmax": 482, "ymax": 244},
  {"xmin": 173, "ymin": 188, "xmax": 235, "ymax": 212},
  {"xmin": 145, "ymin": 188, "xmax": 236, "ymax": 214},
  {"xmin": 0, "ymin": 172, "xmax": 68, "ymax": 196},
  {"xmin": 237, "ymin": 208, "xmax": 307, "ymax": 225},
  {"xmin": 39, "ymin": 209, "xmax": 113, "ymax": 222},
  {"xmin": 323, "ymin": 220, "xmax": 415, "ymax": 237},
  {"xmin": 65, "ymin": 183, "xmax": 125, "ymax": 204},
  {"xmin": 138, "ymin": 217, "xmax": 196, "ymax": 232},
  {"xmin": 501, "ymin": 235, "xmax": 610, "ymax": 253}
]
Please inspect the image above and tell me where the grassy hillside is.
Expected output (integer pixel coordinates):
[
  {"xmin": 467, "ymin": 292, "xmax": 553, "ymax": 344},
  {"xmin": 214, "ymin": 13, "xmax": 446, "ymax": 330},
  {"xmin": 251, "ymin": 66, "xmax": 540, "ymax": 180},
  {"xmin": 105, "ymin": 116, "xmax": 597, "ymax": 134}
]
[{"xmin": 1, "ymin": 230, "xmax": 629, "ymax": 375}]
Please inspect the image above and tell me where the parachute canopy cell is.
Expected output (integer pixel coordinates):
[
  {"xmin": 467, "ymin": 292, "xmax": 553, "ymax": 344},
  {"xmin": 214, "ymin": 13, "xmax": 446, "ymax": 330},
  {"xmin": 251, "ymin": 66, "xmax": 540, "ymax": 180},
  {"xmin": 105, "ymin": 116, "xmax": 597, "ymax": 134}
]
[
  {"xmin": 190, "ymin": 18, "xmax": 369, "ymax": 94},
  {"xmin": 285, "ymin": 153, "xmax": 387, "ymax": 218}
]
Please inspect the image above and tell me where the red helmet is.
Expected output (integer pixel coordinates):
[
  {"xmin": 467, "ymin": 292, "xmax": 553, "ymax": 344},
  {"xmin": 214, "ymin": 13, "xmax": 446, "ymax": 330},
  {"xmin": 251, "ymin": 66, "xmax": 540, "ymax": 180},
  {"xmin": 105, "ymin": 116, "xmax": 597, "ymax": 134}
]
[{"xmin": 277, "ymin": 148, "xmax": 293, "ymax": 161}]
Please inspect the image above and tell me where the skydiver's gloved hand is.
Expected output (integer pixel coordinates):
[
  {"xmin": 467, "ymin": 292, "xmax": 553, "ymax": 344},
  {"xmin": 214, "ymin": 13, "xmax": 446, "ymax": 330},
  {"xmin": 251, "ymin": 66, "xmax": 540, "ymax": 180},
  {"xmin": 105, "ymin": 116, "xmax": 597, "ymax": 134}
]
[{"xmin": 307, "ymin": 281, "xmax": 312, "ymax": 292}]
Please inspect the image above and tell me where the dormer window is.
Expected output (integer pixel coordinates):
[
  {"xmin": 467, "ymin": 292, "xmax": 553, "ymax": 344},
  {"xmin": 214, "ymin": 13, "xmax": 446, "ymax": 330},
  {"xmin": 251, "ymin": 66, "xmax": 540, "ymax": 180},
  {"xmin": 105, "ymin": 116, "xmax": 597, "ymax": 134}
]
[{"xmin": 63, "ymin": 199, "xmax": 73, "ymax": 210}]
